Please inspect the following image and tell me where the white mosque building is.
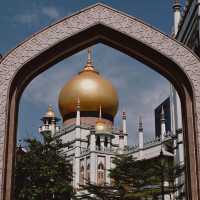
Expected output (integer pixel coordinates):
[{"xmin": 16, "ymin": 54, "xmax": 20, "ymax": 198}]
[{"xmin": 38, "ymin": 48, "xmax": 184, "ymax": 198}]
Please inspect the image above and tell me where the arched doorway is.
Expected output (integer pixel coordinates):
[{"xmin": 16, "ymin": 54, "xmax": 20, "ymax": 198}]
[{"xmin": 0, "ymin": 3, "xmax": 200, "ymax": 200}]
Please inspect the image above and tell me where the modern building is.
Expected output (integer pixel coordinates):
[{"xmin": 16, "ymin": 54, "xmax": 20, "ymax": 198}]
[{"xmin": 173, "ymin": 0, "xmax": 200, "ymax": 56}]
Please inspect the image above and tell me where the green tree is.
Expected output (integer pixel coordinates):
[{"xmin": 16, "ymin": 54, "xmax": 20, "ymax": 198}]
[
  {"xmin": 15, "ymin": 135, "xmax": 74, "ymax": 200},
  {"xmin": 109, "ymin": 155, "xmax": 161, "ymax": 199},
  {"xmin": 76, "ymin": 183, "xmax": 122, "ymax": 200},
  {"xmin": 148, "ymin": 153, "xmax": 184, "ymax": 200}
]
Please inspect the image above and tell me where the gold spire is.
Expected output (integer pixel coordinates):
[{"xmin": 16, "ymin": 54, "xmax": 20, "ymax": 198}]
[
  {"xmin": 45, "ymin": 105, "xmax": 55, "ymax": 118},
  {"xmin": 99, "ymin": 105, "xmax": 102, "ymax": 119},
  {"xmin": 81, "ymin": 47, "xmax": 97, "ymax": 72},
  {"xmin": 48, "ymin": 105, "xmax": 52, "ymax": 111},
  {"xmin": 87, "ymin": 47, "xmax": 92, "ymax": 65}
]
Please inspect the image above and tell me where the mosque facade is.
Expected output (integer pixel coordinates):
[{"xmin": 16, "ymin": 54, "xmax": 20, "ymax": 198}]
[{"xmin": 38, "ymin": 47, "xmax": 184, "ymax": 199}]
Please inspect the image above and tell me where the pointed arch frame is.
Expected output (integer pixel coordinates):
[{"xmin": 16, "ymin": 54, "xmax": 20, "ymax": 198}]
[{"xmin": 0, "ymin": 3, "xmax": 200, "ymax": 199}]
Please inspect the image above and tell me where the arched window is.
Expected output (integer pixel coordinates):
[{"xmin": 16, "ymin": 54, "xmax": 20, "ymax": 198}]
[
  {"xmin": 97, "ymin": 162, "xmax": 105, "ymax": 185},
  {"xmin": 96, "ymin": 136, "xmax": 100, "ymax": 150},
  {"xmin": 87, "ymin": 137, "xmax": 90, "ymax": 148},
  {"xmin": 80, "ymin": 165, "xmax": 84, "ymax": 186},
  {"xmin": 104, "ymin": 137, "xmax": 108, "ymax": 147},
  {"xmin": 86, "ymin": 164, "xmax": 90, "ymax": 183}
]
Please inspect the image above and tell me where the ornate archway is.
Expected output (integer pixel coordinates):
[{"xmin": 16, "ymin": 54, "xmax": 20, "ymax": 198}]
[{"xmin": 0, "ymin": 3, "xmax": 200, "ymax": 199}]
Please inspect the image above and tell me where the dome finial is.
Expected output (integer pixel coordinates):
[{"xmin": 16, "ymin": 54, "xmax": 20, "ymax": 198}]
[
  {"xmin": 99, "ymin": 105, "xmax": 102, "ymax": 119},
  {"xmin": 87, "ymin": 47, "xmax": 92, "ymax": 65},
  {"xmin": 44, "ymin": 105, "xmax": 55, "ymax": 118},
  {"xmin": 48, "ymin": 104, "xmax": 52, "ymax": 111},
  {"xmin": 82, "ymin": 47, "xmax": 97, "ymax": 72}
]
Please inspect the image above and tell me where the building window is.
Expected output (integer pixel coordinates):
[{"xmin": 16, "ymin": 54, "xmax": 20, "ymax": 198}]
[
  {"xmin": 86, "ymin": 164, "xmax": 90, "ymax": 183},
  {"xmin": 80, "ymin": 165, "xmax": 84, "ymax": 186},
  {"xmin": 96, "ymin": 136, "xmax": 100, "ymax": 150},
  {"xmin": 104, "ymin": 137, "xmax": 108, "ymax": 147},
  {"xmin": 97, "ymin": 162, "xmax": 105, "ymax": 185}
]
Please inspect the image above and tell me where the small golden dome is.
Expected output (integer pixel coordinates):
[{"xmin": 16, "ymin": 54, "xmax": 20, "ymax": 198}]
[
  {"xmin": 44, "ymin": 105, "xmax": 55, "ymax": 118},
  {"xmin": 95, "ymin": 120, "xmax": 108, "ymax": 132},
  {"xmin": 58, "ymin": 48, "xmax": 118, "ymax": 120},
  {"xmin": 95, "ymin": 118, "xmax": 110, "ymax": 132},
  {"xmin": 95, "ymin": 106, "xmax": 109, "ymax": 132}
]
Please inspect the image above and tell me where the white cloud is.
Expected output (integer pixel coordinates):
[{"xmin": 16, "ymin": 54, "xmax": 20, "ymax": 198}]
[
  {"xmin": 42, "ymin": 7, "xmax": 60, "ymax": 20},
  {"xmin": 15, "ymin": 13, "xmax": 38, "ymax": 24},
  {"xmin": 15, "ymin": 6, "xmax": 61, "ymax": 24}
]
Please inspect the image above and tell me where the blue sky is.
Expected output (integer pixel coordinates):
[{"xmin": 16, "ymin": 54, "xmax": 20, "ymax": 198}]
[
  {"xmin": 0, "ymin": 1, "xmax": 185, "ymax": 145},
  {"xmin": 0, "ymin": 0, "xmax": 183, "ymax": 54}
]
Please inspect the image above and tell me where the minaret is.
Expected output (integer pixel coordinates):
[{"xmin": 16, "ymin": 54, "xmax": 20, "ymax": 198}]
[
  {"xmin": 122, "ymin": 111, "xmax": 128, "ymax": 146},
  {"xmin": 98, "ymin": 106, "xmax": 105, "ymax": 150},
  {"xmin": 75, "ymin": 96, "xmax": 81, "ymax": 140},
  {"xmin": 160, "ymin": 106, "xmax": 166, "ymax": 142},
  {"xmin": 90, "ymin": 125, "xmax": 96, "ymax": 184},
  {"xmin": 119, "ymin": 130, "xmax": 124, "ymax": 150},
  {"xmin": 76, "ymin": 96, "xmax": 81, "ymax": 126},
  {"xmin": 122, "ymin": 111, "xmax": 127, "ymax": 134},
  {"xmin": 138, "ymin": 116, "xmax": 144, "ymax": 150},
  {"xmin": 90, "ymin": 125, "xmax": 96, "ymax": 151},
  {"xmin": 39, "ymin": 105, "xmax": 60, "ymax": 137},
  {"xmin": 74, "ymin": 97, "xmax": 81, "ymax": 188},
  {"xmin": 173, "ymin": 0, "xmax": 181, "ymax": 35}
]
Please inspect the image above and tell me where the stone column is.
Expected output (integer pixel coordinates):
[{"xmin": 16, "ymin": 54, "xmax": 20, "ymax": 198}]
[
  {"xmin": 90, "ymin": 153, "xmax": 96, "ymax": 184},
  {"xmin": 173, "ymin": 0, "xmax": 181, "ymax": 35},
  {"xmin": 105, "ymin": 156, "xmax": 110, "ymax": 184}
]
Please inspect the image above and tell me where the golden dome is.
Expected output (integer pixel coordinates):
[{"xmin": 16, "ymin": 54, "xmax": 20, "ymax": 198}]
[
  {"xmin": 58, "ymin": 48, "xmax": 118, "ymax": 120},
  {"xmin": 95, "ymin": 120, "xmax": 108, "ymax": 132},
  {"xmin": 44, "ymin": 105, "xmax": 55, "ymax": 118}
]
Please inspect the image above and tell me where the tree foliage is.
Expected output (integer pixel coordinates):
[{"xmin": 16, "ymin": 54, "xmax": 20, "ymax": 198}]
[{"xmin": 15, "ymin": 135, "xmax": 74, "ymax": 200}]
